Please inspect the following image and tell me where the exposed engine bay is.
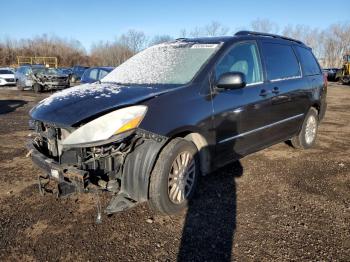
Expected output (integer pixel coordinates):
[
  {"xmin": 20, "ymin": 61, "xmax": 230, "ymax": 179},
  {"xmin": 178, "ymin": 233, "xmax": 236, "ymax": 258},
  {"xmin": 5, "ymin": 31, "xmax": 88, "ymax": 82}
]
[{"xmin": 28, "ymin": 120, "xmax": 167, "ymax": 221}]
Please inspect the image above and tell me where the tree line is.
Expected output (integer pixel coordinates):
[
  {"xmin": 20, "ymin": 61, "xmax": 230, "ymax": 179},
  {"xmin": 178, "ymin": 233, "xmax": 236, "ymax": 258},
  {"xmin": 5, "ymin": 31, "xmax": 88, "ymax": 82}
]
[{"xmin": 1, "ymin": 19, "xmax": 349, "ymax": 68}]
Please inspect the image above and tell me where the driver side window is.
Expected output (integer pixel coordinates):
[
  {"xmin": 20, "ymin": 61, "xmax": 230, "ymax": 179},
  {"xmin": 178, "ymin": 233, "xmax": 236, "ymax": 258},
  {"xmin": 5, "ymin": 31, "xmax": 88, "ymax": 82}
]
[{"xmin": 215, "ymin": 42, "xmax": 263, "ymax": 85}]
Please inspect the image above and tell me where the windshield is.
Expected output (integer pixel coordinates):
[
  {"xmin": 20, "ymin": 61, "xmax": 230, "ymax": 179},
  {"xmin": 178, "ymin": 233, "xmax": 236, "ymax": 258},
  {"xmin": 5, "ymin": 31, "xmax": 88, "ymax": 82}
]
[
  {"xmin": 32, "ymin": 67, "xmax": 45, "ymax": 74},
  {"xmin": 74, "ymin": 67, "xmax": 88, "ymax": 74},
  {"xmin": 45, "ymin": 68, "xmax": 59, "ymax": 74},
  {"xmin": 102, "ymin": 42, "xmax": 220, "ymax": 85},
  {"xmin": 0, "ymin": 70, "xmax": 13, "ymax": 74},
  {"xmin": 33, "ymin": 68, "xmax": 59, "ymax": 75}
]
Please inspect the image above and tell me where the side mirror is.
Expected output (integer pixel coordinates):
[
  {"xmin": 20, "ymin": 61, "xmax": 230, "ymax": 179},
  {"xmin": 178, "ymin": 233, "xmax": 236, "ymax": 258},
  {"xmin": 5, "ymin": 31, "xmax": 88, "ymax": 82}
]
[{"xmin": 216, "ymin": 72, "xmax": 246, "ymax": 89}]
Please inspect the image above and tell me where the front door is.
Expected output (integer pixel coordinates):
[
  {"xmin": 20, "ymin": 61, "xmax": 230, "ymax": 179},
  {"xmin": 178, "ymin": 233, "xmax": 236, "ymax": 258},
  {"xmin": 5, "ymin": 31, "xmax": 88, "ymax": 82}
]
[{"xmin": 211, "ymin": 41, "xmax": 274, "ymax": 165}]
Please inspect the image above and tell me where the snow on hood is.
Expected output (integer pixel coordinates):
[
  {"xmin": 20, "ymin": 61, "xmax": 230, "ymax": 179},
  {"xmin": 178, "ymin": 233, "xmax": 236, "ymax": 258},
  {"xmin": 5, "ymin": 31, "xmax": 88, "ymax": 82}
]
[
  {"xmin": 36, "ymin": 82, "xmax": 122, "ymax": 109},
  {"xmin": 30, "ymin": 82, "xmax": 167, "ymax": 126}
]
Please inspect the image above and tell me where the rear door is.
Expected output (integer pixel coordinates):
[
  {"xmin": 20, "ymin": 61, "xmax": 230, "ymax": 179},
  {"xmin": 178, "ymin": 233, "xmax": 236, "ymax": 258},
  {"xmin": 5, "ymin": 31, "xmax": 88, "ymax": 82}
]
[
  {"xmin": 294, "ymin": 46, "xmax": 324, "ymax": 93},
  {"xmin": 212, "ymin": 41, "xmax": 274, "ymax": 164},
  {"xmin": 259, "ymin": 41, "xmax": 309, "ymax": 141}
]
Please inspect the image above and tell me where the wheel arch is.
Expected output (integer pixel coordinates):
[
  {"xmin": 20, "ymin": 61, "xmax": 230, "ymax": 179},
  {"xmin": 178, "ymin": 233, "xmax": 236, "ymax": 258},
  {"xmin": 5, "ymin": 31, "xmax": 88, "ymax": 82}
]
[
  {"xmin": 311, "ymin": 103, "xmax": 320, "ymax": 114},
  {"xmin": 167, "ymin": 130, "xmax": 212, "ymax": 175}
]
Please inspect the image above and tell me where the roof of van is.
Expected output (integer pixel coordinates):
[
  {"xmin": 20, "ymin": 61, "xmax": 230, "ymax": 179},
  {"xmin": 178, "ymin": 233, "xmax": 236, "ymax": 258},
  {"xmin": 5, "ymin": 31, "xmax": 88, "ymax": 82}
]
[{"xmin": 177, "ymin": 31, "xmax": 307, "ymax": 47}]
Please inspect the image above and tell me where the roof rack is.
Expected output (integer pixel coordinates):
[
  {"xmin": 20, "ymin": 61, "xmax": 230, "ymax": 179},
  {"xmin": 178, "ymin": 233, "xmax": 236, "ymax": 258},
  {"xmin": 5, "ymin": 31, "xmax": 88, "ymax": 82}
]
[{"xmin": 235, "ymin": 31, "xmax": 304, "ymax": 45}]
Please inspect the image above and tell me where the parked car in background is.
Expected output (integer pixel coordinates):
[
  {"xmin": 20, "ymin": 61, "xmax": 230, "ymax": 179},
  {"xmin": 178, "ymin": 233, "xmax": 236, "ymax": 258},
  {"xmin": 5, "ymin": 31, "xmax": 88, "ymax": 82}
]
[
  {"xmin": 58, "ymin": 67, "xmax": 73, "ymax": 75},
  {"xmin": 323, "ymin": 68, "xmax": 338, "ymax": 81},
  {"xmin": 80, "ymin": 66, "xmax": 114, "ymax": 83},
  {"xmin": 28, "ymin": 31, "xmax": 327, "ymax": 217},
  {"xmin": 0, "ymin": 68, "xmax": 16, "ymax": 86},
  {"xmin": 15, "ymin": 65, "xmax": 45, "ymax": 89},
  {"xmin": 16, "ymin": 65, "xmax": 69, "ymax": 92},
  {"xmin": 70, "ymin": 66, "xmax": 89, "ymax": 83}
]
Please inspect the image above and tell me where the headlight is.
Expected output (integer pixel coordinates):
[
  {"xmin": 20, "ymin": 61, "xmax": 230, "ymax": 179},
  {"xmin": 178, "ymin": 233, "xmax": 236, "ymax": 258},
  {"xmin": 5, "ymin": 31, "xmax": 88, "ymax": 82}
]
[{"xmin": 62, "ymin": 105, "xmax": 147, "ymax": 146}]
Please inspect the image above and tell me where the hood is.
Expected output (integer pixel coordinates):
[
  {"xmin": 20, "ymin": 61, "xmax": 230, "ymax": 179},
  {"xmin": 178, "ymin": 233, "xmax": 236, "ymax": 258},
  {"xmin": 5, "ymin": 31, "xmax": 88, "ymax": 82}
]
[
  {"xmin": 30, "ymin": 82, "xmax": 173, "ymax": 126},
  {"xmin": 0, "ymin": 74, "xmax": 14, "ymax": 78}
]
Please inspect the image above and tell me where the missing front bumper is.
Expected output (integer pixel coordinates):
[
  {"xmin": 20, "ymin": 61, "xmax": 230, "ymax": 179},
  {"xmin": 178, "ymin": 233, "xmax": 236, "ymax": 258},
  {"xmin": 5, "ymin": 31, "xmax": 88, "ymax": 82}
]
[
  {"xmin": 27, "ymin": 129, "xmax": 168, "ymax": 215},
  {"xmin": 28, "ymin": 142, "xmax": 89, "ymax": 197}
]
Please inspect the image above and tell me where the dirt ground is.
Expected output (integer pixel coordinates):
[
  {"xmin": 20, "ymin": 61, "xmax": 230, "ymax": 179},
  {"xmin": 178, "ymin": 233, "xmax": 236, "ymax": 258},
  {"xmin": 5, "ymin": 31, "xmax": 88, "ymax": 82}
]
[{"xmin": 0, "ymin": 83, "xmax": 349, "ymax": 261}]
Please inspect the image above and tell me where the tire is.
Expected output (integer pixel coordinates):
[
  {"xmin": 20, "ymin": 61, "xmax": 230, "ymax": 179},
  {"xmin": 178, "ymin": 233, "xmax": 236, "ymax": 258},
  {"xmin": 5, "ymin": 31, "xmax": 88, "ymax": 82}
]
[
  {"xmin": 71, "ymin": 75, "xmax": 76, "ymax": 83},
  {"xmin": 33, "ymin": 83, "xmax": 42, "ymax": 93},
  {"xmin": 149, "ymin": 138, "xmax": 200, "ymax": 215},
  {"xmin": 16, "ymin": 81, "xmax": 24, "ymax": 91},
  {"xmin": 291, "ymin": 108, "xmax": 319, "ymax": 149},
  {"xmin": 341, "ymin": 76, "xmax": 350, "ymax": 85}
]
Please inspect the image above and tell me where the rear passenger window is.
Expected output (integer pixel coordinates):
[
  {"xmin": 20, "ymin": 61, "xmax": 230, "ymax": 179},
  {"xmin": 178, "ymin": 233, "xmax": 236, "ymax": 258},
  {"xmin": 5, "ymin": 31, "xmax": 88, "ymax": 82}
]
[
  {"xmin": 295, "ymin": 46, "xmax": 321, "ymax": 76},
  {"xmin": 261, "ymin": 43, "xmax": 300, "ymax": 81}
]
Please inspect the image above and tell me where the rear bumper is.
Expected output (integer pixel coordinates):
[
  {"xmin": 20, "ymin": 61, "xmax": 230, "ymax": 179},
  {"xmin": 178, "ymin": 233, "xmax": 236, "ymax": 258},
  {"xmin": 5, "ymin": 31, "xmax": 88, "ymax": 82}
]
[{"xmin": 0, "ymin": 79, "xmax": 16, "ymax": 86}]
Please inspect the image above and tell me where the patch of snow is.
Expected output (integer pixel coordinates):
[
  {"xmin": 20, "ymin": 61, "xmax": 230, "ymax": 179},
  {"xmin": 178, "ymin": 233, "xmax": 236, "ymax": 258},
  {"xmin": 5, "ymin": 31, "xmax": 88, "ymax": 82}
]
[{"xmin": 36, "ymin": 83, "xmax": 122, "ymax": 108}]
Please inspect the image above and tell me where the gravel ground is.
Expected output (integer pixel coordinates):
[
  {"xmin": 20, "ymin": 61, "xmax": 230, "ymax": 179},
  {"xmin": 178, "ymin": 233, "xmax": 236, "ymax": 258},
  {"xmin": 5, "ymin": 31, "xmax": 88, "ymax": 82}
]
[{"xmin": 0, "ymin": 83, "xmax": 349, "ymax": 261}]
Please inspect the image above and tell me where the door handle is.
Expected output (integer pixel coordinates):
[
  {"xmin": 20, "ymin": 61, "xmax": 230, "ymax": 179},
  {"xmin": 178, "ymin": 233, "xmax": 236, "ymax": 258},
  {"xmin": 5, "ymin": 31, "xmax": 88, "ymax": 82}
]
[
  {"xmin": 272, "ymin": 87, "xmax": 280, "ymax": 94},
  {"xmin": 259, "ymin": 89, "xmax": 270, "ymax": 97}
]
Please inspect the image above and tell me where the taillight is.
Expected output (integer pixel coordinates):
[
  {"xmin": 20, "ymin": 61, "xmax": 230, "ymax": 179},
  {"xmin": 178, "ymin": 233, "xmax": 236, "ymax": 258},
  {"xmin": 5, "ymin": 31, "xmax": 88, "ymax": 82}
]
[
  {"xmin": 322, "ymin": 73, "xmax": 328, "ymax": 96},
  {"xmin": 323, "ymin": 73, "xmax": 328, "ymax": 87}
]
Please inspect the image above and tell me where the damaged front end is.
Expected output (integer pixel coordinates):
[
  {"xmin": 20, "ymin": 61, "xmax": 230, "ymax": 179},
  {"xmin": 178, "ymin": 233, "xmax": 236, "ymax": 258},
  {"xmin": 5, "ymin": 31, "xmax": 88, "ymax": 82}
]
[
  {"xmin": 33, "ymin": 73, "xmax": 69, "ymax": 90},
  {"xmin": 27, "ymin": 119, "xmax": 167, "ymax": 216}
]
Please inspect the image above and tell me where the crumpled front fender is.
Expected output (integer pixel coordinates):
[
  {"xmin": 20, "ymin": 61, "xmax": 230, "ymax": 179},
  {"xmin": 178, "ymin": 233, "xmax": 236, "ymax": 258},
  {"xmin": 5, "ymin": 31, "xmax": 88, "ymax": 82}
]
[{"xmin": 121, "ymin": 132, "xmax": 167, "ymax": 202}]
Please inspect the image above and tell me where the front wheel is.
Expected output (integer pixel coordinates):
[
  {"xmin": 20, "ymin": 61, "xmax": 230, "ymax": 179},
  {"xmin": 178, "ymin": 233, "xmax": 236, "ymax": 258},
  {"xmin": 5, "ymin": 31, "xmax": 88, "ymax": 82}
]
[
  {"xmin": 16, "ymin": 80, "xmax": 24, "ymax": 91},
  {"xmin": 70, "ymin": 75, "xmax": 76, "ymax": 83},
  {"xmin": 291, "ymin": 108, "xmax": 319, "ymax": 149},
  {"xmin": 33, "ymin": 83, "xmax": 43, "ymax": 93},
  {"xmin": 149, "ymin": 138, "xmax": 199, "ymax": 215}
]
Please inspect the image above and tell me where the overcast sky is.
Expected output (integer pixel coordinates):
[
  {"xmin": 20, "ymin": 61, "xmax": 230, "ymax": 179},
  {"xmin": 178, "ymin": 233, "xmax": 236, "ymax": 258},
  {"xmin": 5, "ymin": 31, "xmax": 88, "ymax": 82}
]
[{"xmin": 1, "ymin": 0, "xmax": 349, "ymax": 50}]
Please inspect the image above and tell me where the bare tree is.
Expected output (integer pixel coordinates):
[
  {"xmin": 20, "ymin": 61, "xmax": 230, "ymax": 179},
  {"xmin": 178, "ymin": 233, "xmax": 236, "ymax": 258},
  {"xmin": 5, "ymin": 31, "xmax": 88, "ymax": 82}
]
[
  {"xmin": 0, "ymin": 34, "xmax": 88, "ymax": 67},
  {"xmin": 180, "ymin": 21, "xmax": 229, "ymax": 38},
  {"xmin": 322, "ymin": 22, "xmax": 350, "ymax": 67},
  {"xmin": 90, "ymin": 41, "xmax": 133, "ymax": 66},
  {"xmin": 189, "ymin": 26, "xmax": 202, "ymax": 37},
  {"xmin": 149, "ymin": 35, "xmax": 174, "ymax": 46},
  {"xmin": 179, "ymin": 29, "xmax": 187, "ymax": 38},
  {"xmin": 119, "ymin": 29, "xmax": 147, "ymax": 53},
  {"xmin": 250, "ymin": 18, "xmax": 279, "ymax": 33},
  {"xmin": 1, "ymin": 20, "xmax": 350, "ymax": 69},
  {"xmin": 204, "ymin": 21, "xmax": 229, "ymax": 36}
]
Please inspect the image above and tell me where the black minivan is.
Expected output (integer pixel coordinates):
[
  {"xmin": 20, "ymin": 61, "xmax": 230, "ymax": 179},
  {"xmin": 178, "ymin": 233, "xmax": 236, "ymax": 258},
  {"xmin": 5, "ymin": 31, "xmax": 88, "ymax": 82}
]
[{"xmin": 28, "ymin": 31, "xmax": 327, "ymax": 216}]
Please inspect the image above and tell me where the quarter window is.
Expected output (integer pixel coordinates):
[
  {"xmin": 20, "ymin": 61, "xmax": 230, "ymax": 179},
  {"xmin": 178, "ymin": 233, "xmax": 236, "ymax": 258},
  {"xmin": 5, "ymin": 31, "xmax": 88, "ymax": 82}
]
[
  {"xmin": 99, "ymin": 69, "xmax": 109, "ymax": 79},
  {"xmin": 295, "ymin": 46, "xmax": 321, "ymax": 76},
  {"xmin": 261, "ymin": 43, "xmax": 300, "ymax": 81},
  {"xmin": 89, "ymin": 69, "xmax": 99, "ymax": 80},
  {"xmin": 215, "ymin": 42, "xmax": 263, "ymax": 84}
]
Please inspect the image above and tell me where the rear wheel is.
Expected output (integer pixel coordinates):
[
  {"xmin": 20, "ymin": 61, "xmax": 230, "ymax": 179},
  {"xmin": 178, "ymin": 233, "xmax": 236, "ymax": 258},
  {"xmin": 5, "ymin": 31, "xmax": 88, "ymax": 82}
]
[
  {"xmin": 149, "ymin": 138, "xmax": 199, "ymax": 215},
  {"xmin": 341, "ymin": 76, "xmax": 350, "ymax": 85},
  {"xmin": 291, "ymin": 108, "xmax": 318, "ymax": 149}
]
